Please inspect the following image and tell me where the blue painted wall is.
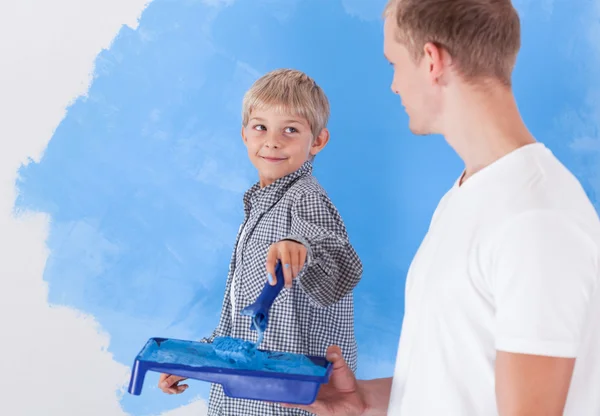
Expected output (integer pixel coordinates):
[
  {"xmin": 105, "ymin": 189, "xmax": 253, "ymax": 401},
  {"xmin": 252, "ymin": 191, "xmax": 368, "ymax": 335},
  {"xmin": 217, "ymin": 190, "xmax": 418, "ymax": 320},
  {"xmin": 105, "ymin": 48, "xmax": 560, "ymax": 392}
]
[{"xmin": 15, "ymin": 0, "xmax": 599, "ymax": 414}]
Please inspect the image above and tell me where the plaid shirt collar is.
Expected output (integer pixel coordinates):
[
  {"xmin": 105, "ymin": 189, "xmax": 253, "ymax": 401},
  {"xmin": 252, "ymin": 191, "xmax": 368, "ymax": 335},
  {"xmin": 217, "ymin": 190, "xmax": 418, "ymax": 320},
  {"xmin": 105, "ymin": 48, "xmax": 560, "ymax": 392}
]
[{"xmin": 243, "ymin": 160, "xmax": 313, "ymax": 216}]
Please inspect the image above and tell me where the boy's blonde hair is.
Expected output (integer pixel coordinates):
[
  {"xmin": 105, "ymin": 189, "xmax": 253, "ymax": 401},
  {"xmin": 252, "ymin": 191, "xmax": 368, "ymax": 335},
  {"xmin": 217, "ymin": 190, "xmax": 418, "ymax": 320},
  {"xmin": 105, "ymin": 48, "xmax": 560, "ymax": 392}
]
[
  {"xmin": 242, "ymin": 69, "xmax": 330, "ymax": 138},
  {"xmin": 384, "ymin": 0, "xmax": 521, "ymax": 86}
]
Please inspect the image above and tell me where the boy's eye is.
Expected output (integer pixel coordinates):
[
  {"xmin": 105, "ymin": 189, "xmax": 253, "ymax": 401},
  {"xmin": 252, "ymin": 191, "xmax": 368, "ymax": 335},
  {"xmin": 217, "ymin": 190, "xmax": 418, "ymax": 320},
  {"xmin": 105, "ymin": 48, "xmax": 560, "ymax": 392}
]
[
  {"xmin": 253, "ymin": 124, "xmax": 266, "ymax": 131},
  {"xmin": 284, "ymin": 127, "xmax": 298, "ymax": 134}
]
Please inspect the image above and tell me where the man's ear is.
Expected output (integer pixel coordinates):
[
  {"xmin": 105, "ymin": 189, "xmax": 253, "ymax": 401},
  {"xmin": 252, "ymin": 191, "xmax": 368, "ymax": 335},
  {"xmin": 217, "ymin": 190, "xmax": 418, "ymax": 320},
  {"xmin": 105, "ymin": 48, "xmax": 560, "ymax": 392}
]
[
  {"xmin": 423, "ymin": 41, "xmax": 450, "ymax": 85},
  {"xmin": 310, "ymin": 128, "xmax": 330, "ymax": 156}
]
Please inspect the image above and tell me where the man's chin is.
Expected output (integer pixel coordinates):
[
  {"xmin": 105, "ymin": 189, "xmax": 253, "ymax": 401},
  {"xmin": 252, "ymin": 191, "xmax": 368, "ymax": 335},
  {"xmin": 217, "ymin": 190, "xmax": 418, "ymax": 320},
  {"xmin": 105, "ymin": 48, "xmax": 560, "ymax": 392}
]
[{"xmin": 408, "ymin": 120, "xmax": 431, "ymax": 136}]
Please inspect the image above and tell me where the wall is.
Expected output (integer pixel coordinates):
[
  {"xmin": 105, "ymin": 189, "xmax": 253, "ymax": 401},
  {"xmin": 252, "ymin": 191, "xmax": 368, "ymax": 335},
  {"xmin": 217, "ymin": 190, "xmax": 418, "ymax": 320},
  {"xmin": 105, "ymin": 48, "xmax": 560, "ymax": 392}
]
[{"xmin": 1, "ymin": 0, "xmax": 599, "ymax": 414}]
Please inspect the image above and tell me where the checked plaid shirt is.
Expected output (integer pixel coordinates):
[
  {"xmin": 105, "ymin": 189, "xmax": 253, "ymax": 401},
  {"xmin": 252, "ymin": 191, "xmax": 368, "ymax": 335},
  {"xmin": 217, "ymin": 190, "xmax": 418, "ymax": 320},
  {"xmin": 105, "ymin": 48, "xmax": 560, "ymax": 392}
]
[{"xmin": 202, "ymin": 161, "xmax": 363, "ymax": 416}]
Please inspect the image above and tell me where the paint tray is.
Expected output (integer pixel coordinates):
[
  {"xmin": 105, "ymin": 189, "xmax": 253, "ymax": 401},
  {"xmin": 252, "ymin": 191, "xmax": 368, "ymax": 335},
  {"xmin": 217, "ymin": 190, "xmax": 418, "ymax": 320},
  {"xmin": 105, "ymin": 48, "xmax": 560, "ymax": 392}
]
[{"xmin": 127, "ymin": 337, "xmax": 332, "ymax": 405}]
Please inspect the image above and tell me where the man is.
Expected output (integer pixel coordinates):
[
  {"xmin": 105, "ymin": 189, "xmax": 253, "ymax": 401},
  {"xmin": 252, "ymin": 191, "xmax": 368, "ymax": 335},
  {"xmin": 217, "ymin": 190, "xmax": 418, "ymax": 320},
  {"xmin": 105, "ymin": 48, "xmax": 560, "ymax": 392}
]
[{"xmin": 283, "ymin": 0, "xmax": 600, "ymax": 414}]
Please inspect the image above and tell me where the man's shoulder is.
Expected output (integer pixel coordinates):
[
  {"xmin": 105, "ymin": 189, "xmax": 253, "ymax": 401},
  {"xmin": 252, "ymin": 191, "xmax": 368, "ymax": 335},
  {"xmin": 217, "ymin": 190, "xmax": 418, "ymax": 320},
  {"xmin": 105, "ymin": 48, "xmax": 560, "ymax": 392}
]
[
  {"xmin": 476, "ymin": 146, "xmax": 597, "ymax": 229},
  {"xmin": 472, "ymin": 150, "xmax": 600, "ymax": 260},
  {"xmin": 476, "ymin": 206, "xmax": 600, "ymax": 276}
]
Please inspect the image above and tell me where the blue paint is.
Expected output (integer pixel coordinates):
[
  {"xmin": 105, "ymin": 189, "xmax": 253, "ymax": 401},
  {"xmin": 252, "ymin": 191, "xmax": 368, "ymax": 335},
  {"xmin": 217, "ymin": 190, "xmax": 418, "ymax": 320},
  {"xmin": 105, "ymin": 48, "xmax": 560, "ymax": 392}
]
[
  {"xmin": 255, "ymin": 326, "xmax": 265, "ymax": 350},
  {"xmin": 137, "ymin": 337, "xmax": 326, "ymax": 377},
  {"xmin": 12, "ymin": 0, "xmax": 599, "ymax": 413},
  {"xmin": 212, "ymin": 337, "xmax": 326, "ymax": 376}
]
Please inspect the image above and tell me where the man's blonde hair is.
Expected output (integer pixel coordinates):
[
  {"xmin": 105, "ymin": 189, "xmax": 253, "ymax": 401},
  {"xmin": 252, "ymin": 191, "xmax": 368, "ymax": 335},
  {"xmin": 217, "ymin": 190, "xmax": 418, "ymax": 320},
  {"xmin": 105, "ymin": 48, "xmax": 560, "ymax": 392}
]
[
  {"xmin": 242, "ymin": 68, "xmax": 330, "ymax": 138},
  {"xmin": 384, "ymin": 0, "xmax": 521, "ymax": 86}
]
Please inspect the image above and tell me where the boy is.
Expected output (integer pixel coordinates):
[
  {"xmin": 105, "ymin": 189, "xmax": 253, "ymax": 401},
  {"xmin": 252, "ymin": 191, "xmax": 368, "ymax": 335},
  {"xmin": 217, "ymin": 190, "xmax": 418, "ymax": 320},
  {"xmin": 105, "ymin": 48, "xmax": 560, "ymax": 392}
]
[{"xmin": 159, "ymin": 68, "xmax": 363, "ymax": 416}]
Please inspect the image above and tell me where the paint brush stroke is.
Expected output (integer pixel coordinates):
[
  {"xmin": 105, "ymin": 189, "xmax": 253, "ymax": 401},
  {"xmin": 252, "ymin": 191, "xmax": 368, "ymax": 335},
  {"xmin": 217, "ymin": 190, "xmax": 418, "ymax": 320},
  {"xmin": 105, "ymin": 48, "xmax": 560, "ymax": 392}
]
[
  {"xmin": 12, "ymin": 0, "xmax": 255, "ymax": 414},
  {"xmin": 0, "ymin": 1, "xmax": 153, "ymax": 415}
]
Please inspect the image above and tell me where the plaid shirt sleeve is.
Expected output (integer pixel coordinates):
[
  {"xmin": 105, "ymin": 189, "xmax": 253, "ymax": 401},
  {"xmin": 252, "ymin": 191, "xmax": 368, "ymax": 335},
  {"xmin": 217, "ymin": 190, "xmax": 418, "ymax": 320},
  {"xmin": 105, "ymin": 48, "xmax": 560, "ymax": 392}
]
[{"xmin": 284, "ymin": 191, "xmax": 363, "ymax": 308}]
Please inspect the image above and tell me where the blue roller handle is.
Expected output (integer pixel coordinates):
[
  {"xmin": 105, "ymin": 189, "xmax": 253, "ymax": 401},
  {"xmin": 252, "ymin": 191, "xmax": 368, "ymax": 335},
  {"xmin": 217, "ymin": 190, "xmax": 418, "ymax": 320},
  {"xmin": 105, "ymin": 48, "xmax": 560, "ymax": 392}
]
[{"xmin": 240, "ymin": 261, "xmax": 285, "ymax": 332}]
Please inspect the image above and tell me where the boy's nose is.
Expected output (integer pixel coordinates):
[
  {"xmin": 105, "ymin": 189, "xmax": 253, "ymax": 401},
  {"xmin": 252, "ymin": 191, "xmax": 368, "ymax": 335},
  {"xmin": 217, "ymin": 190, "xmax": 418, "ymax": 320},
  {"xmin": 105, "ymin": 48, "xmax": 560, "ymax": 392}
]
[{"xmin": 264, "ymin": 133, "xmax": 282, "ymax": 148}]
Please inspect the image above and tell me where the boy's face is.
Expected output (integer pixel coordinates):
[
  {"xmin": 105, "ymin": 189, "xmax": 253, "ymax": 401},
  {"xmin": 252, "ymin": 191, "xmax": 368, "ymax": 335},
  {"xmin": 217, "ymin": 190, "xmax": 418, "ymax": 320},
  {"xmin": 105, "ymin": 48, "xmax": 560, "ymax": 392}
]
[
  {"xmin": 383, "ymin": 17, "xmax": 443, "ymax": 135},
  {"xmin": 242, "ymin": 108, "xmax": 329, "ymax": 187}
]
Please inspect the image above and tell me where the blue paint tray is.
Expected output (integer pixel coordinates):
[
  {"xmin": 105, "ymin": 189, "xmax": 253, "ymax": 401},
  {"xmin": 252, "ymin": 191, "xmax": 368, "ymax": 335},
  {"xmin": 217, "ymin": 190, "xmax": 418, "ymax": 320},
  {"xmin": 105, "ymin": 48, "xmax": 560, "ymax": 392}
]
[{"xmin": 127, "ymin": 337, "xmax": 333, "ymax": 405}]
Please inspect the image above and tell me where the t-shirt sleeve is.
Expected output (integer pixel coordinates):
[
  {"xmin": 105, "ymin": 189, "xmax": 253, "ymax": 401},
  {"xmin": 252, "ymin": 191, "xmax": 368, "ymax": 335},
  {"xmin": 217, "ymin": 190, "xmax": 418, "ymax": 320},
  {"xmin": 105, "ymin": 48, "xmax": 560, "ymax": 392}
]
[{"xmin": 489, "ymin": 209, "xmax": 599, "ymax": 358}]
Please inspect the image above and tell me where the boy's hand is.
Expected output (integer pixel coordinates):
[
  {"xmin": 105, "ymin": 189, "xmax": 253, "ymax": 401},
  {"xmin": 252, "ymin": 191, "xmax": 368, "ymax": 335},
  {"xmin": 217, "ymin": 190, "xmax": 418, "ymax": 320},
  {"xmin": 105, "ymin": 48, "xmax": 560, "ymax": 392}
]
[
  {"xmin": 266, "ymin": 240, "xmax": 307, "ymax": 288},
  {"xmin": 158, "ymin": 373, "xmax": 189, "ymax": 395}
]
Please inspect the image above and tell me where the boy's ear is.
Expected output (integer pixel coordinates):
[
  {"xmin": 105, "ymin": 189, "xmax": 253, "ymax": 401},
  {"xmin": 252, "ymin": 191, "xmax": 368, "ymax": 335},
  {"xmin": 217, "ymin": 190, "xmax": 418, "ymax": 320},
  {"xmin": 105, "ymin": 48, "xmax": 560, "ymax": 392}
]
[
  {"xmin": 241, "ymin": 126, "xmax": 248, "ymax": 144},
  {"xmin": 310, "ymin": 128, "xmax": 330, "ymax": 156}
]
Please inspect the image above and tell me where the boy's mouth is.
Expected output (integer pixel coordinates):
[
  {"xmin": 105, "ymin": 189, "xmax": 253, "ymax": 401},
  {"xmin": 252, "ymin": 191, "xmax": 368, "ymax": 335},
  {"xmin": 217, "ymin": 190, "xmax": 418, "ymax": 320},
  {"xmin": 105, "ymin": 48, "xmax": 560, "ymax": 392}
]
[{"xmin": 260, "ymin": 156, "xmax": 287, "ymax": 163}]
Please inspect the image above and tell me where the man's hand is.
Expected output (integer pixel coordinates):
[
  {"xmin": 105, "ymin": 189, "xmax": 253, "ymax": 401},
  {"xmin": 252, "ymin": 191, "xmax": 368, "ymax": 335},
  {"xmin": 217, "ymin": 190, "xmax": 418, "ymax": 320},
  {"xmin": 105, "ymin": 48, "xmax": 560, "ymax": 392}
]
[
  {"xmin": 266, "ymin": 240, "xmax": 307, "ymax": 288},
  {"xmin": 281, "ymin": 345, "xmax": 368, "ymax": 416},
  {"xmin": 158, "ymin": 373, "xmax": 189, "ymax": 395}
]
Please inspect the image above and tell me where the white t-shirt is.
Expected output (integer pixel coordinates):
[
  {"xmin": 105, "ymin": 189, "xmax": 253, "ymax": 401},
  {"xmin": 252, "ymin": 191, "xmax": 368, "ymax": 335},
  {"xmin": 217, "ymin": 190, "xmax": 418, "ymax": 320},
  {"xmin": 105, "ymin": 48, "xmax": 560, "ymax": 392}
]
[{"xmin": 388, "ymin": 143, "xmax": 600, "ymax": 415}]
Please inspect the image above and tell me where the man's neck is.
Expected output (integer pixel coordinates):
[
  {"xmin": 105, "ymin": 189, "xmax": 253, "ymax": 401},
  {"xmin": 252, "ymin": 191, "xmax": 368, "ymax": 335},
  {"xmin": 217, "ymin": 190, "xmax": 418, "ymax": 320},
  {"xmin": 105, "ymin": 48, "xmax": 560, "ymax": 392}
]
[{"xmin": 441, "ymin": 83, "xmax": 536, "ymax": 184}]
